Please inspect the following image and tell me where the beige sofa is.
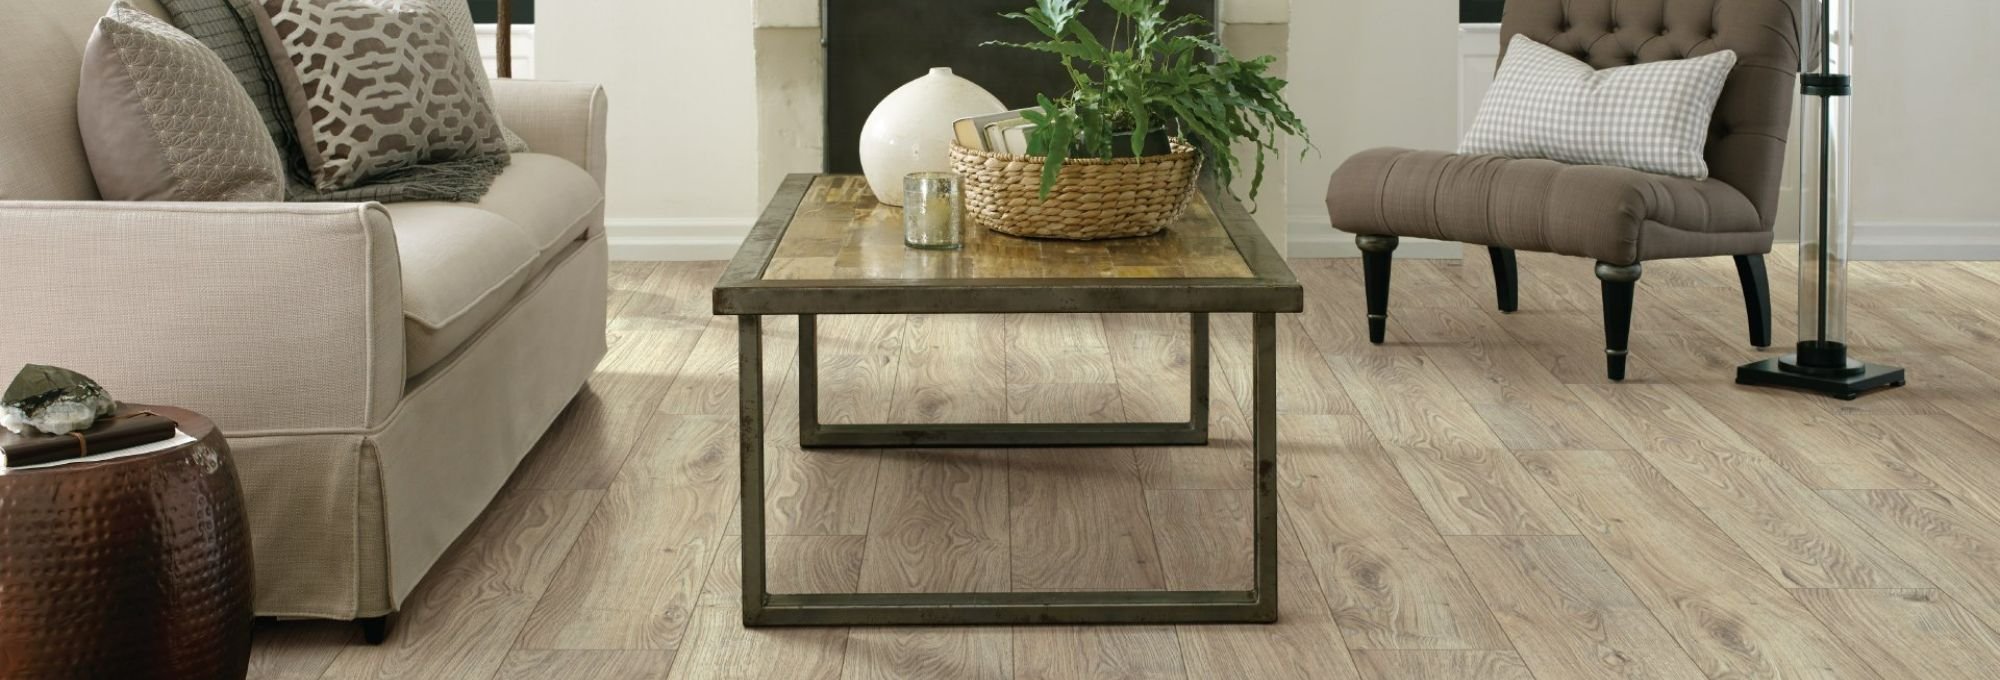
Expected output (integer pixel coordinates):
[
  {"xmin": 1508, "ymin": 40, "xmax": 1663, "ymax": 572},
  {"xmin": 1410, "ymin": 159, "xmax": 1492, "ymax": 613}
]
[{"xmin": 0, "ymin": 0, "xmax": 609, "ymax": 622}]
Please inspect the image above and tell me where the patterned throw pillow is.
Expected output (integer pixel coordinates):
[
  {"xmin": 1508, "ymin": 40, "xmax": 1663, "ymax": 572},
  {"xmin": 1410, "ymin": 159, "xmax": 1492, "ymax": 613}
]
[
  {"xmin": 78, "ymin": 1, "xmax": 285, "ymax": 201},
  {"xmin": 1461, "ymin": 36, "xmax": 1737, "ymax": 179},
  {"xmin": 249, "ymin": 0, "xmax": 510, "ymax": 192},
  {"xmin": 430, "ymin": 0, "xmax": 528, "ymax": 153}
]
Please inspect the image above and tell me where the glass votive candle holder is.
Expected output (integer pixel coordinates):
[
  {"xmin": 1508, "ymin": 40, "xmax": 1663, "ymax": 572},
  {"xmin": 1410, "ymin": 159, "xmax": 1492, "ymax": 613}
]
[{"xmin": 903, "ymin": 172, "xmax": 963, "ymax": 250}]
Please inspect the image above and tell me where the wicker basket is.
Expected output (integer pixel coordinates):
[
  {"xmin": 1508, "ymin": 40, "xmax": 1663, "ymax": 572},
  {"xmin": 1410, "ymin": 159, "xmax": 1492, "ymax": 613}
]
[{"xmin": 949, "ymin": 139, "xmax": 1200, "ymax": 240}]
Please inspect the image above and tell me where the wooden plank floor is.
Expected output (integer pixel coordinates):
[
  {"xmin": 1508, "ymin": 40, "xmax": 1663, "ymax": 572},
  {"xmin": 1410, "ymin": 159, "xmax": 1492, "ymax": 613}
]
[{"xmin": 253, "ymin": 253, "xmax": 2000, "ymax": 680}]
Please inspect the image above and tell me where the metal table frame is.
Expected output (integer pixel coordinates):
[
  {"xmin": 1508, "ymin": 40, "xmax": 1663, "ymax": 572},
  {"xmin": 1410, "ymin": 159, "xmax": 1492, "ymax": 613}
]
[{"xmin": 716, "ymin": 175, "xmax": 1302, "ymax": 627}]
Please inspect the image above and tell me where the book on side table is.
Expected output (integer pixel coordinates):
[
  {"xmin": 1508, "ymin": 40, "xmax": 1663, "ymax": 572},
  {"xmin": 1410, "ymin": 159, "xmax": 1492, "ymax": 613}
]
[{"xmin": 0, "ymin": 410, "xmax": 178, "ymax": 468}]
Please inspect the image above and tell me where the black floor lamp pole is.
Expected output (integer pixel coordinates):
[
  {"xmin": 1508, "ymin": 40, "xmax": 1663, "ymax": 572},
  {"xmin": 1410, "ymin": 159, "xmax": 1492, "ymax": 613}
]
[{"xmin": 1738, "ymin": 0, "xmax": 1905, "ymax": 400}]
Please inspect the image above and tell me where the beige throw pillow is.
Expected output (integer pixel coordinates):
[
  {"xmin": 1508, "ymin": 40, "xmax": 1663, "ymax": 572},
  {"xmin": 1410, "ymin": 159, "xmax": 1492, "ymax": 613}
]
[
  {"xmin": 1461, "ymin": 36, "xmax": 1737, "ymax": 179},
  {"xmin": 78, "ymin": 1, "xmax": 285, "ymax": 202},
  {"xmin": 251, "ymin": 0, "xmax": 510, "ymax": 192}
]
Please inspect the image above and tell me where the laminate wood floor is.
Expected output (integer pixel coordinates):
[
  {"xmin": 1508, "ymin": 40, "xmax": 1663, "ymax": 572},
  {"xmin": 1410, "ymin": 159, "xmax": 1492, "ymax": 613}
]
[{"xmin": 253, "ymin": 253, "xmax": 2000, "ymax": 680}]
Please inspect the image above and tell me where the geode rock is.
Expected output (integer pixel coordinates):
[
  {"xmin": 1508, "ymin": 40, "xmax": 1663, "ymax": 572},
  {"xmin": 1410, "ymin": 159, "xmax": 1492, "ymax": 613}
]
[{"xmin": 1, "ymin": 364, "xmax": 118, "ymax": 436}]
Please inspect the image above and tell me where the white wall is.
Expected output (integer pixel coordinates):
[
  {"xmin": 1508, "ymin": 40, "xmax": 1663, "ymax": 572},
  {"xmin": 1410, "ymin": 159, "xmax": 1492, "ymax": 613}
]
[
  {"xmin": 1849, "ymin": 0, "xmax": 2000, "ymax": 259},
  {"xmin": 1284, "ymin": 0, "xmax": 1462, "ymax": 258},
  {"xmin": 476, "ymin": 25, "xmax": 534, "ymax": 79},
  {"xmin": 535, "ymin": 0, "xmax": 761, "ymax": 258},
  {"xmin": 536, "ymin": 1, "xmax": 2000, "ymax": 261}
]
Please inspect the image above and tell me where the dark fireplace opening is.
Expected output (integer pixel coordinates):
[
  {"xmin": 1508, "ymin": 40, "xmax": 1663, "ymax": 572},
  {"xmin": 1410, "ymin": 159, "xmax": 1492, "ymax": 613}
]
[
  {"xmin": 824, "ymin": 0, "xmax": 1218, "ymax": 174},
  {"xmin": 1461, "ymin": 0, "xmax": 1504, "ymax": 23}
]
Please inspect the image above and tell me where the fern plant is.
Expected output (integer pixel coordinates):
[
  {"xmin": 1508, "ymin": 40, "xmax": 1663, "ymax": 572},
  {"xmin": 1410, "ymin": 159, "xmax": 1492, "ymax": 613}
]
[{"xmin": 988, "ymin": 0, "xmax": 1311, "ymax": 203}]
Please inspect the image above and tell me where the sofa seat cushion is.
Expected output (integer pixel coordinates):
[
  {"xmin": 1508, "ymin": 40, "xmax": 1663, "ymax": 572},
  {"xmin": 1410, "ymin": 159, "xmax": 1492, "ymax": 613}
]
[
  {"xmin": 1327, "ymin": 148, "xmax": 1771, "ymax": 265},
  {"xmin": 392, "ymin": 153, "xmax": 601, "ymax": 375},
  {"xmin": 389, "ymin": 203, "xmax": 537, "ymax": 375},
  {"xmin": 467, "ymin": 153, "xmax": 603, "ymax": 267}
]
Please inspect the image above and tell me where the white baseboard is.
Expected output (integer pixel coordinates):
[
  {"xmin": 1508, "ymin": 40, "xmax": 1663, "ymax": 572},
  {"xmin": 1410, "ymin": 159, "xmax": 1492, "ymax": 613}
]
[
  {"xmin": 1852, "ymin": 222, "xmax": 2000, "ymax": 261},
  {"xmin": 606, "ymin": 218, "xmax": 754, "ymax": 261},
  {"xmin": 1289, "ymin": 215, "xmax": 1464, "ymax": 259}
]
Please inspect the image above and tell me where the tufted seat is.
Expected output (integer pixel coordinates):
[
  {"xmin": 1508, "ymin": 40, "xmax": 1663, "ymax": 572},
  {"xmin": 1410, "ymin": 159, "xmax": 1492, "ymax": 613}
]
[
  {"xmin": 1329, "ymin": 149, "xmax": 1770, "ymax": 265},
  {"xmin": 1323, "ymin": 0, "xmax": 1803, "ymax": 381}
]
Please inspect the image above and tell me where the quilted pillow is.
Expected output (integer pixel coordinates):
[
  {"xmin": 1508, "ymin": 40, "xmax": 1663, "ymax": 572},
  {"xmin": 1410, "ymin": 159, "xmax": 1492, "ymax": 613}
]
[
  {"xmin": 249, "ymin": 0, "xmax": 510, "ymax": 192},
  {"xmin": 1461, "ymin": 35, "xmax": 1737, "ymax": 179},
  {"xmin": 78, "ymin": 1, "xmax": 284, "ymax": 201}
]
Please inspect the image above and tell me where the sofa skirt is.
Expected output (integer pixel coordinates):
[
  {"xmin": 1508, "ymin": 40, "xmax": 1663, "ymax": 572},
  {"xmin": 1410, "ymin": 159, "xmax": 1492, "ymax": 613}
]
[{"xmin": 232, "ymin": 233, "xmax": 608, "ymax": 618}]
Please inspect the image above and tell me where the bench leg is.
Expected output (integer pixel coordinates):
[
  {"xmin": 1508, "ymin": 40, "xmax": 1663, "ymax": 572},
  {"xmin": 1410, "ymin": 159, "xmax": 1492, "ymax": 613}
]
[
  {"xmin": 1489, "ymin": 247, "xmax": 1519, "ymax": 313},
  {"xmin": 1734, "ymin": 254, "xmax": 1773, "ymax": 349},
  {"xmin": 1596, "ymin": 262, "xmax": 1643, "ymax": 382},
  {"xmin": 1357, "ymin": 235, "xmax": 1399, "ymax": 344}
]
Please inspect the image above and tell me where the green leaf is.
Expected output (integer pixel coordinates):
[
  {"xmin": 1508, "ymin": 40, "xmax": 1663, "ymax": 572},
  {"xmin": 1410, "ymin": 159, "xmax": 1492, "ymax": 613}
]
[
  {"xmin": 983, "ymin": 39, "xmax": 1105, "ymax": 62},
  {"xmin": 986, "ymin": 0, "xmax": 1312, "ymax": 208},
  {"xmin": 1128, "ymin": 91, "xmax": 1150, "ymax": 156},
  {"xmin": 1033, "ymin": 94, "xmax": 1073, "ymax": 199},
  {"xmin": 999, "ymin": 10, "xmax": 1059, "ymax": 39},
  {"xmin": 1037, "ymin": 0, "xmax": 1082, "ymax": 35},
  {"xmin": 1063, "ymin": 19, "xmax": 1110, "ymax": 61},
  {"xmin": 1039, "ymin": 125, "xmax": 1073, "ymax": 200}
]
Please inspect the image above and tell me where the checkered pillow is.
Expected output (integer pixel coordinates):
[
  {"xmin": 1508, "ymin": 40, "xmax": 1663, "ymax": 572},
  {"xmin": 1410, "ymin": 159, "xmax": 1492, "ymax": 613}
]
[{"xmin": 1461, "ymin": 36, "xmax": 1737, "ymax": 179}]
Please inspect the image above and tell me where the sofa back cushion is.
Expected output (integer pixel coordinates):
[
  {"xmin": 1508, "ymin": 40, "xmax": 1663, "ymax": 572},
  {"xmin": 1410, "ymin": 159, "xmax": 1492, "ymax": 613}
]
[
  {"xmin": 80, "ymin": 1, "xmax": 286, "ymax": 201},
  {"xmin": 0, "ymin": 0, "xmax": 170, "ymax": 200}
]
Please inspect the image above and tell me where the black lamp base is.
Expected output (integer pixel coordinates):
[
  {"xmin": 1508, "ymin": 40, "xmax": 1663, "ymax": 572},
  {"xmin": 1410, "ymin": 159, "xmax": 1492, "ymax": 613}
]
[{"xmin": 1737, "ymin": 354, "xmax": 1906, "ymax": 401}]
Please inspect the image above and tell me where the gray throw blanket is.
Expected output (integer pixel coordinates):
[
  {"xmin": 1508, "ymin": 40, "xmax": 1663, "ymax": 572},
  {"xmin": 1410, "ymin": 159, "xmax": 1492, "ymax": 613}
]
[{"xmin": 159, "ymin": 0, "xmax": 508, "ymax": 203}]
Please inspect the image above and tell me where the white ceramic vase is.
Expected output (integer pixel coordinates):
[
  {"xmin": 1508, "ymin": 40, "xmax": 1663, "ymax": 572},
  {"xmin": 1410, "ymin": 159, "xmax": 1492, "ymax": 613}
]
[{"xmin": 859, "ymin": 67, "xmax": 1006, "ymax": 206}]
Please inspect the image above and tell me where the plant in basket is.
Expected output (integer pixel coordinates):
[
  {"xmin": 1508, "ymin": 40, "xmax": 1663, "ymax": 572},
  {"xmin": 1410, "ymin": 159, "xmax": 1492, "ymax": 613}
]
[
  {"xmin": 992, "ymin": 0, "xmax": 1310, "ymax": 201},
  {"xmin": 953, "ymin": 0, "xmax": 1310, "ymax": 240}
]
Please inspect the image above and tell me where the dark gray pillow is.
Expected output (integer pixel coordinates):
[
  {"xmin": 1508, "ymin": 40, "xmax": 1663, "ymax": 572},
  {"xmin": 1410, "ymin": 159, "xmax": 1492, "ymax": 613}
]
[{"xmin": 159, "ymin": 0, "xmax": 299, "ymax": 172}]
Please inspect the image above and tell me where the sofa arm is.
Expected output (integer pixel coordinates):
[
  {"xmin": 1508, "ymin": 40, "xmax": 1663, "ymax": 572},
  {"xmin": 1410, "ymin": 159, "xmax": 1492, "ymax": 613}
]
[
  {"xmin": 491, "ymin": 79, "xmax": 609, "ymax": 189},
  {"xmin": 0, "ymin": 201, "xmax": 404, "ymax": 434}
]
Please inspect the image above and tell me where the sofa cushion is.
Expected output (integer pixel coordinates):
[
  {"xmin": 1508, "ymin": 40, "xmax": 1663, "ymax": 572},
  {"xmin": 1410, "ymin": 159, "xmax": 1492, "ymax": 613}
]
[
  {"xmin": 1327, "ymin": 147, "xmax": 1770, "ymax": 265},
  {"xmin": 0, "ymin": 0, "xmax": 170, "ymax": 200},
  {"xmin": 470, "ymin": 153, "xmax": 603, "ymax": 267},
  {"xmin": 1462, "ymin": 36, "xmax": 1736, "ymax": 180},
  {"xmin": 392, "ymin": 153, "xmax": 601, "ymax": 375},
  {"xmin": 248, "ymin": 0, "xmax": 510, "ymax": 193},
  {"xmin": 388, "ymin": 203, "xmax": 539, "ymax": 330},
  {"xmin": 79, "ymin": 1, "xmax": 285, "ymax": 202}
]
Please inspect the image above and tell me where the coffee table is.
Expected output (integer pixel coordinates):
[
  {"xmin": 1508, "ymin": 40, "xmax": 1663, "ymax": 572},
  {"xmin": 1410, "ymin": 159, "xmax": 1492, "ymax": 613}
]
[{"xmin": 715, "ymin": 174, "xmax": 1302, "ymax": 626}]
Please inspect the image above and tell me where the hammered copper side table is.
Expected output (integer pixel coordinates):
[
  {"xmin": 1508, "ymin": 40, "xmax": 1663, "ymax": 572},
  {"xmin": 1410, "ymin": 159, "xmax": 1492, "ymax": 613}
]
[
  {"xmin": 0, "ymin": 405, "xmax": 254, "ymax": 679},
  {"xmin": 714, "ymin": 175, "xmax": 1302, "ymax": 626}
]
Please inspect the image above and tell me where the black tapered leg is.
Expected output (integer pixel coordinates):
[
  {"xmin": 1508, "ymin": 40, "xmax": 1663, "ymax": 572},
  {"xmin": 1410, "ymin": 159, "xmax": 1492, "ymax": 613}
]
[
  {"xmin": 1358, "ymin": 235, "xmax": 1399, "ymax": 344},
  {"xmin": 359, "ymin": 615, "xmax": 391, "ymax": 645},
  {"xmin": 1734, "ymin": 254, "xmax": 1773, "ymax": 348},
  {"xmin": 1489, "ymin": 247, "xmax": 1519, "ymax": 313},
  {"xmin": 1596, "ymin": 262, "xmax": 1642, "ymax": 382}
]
